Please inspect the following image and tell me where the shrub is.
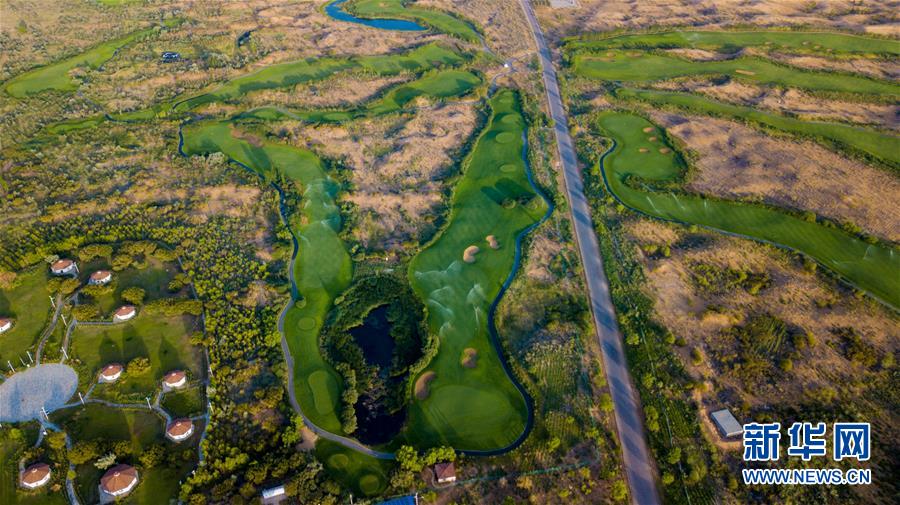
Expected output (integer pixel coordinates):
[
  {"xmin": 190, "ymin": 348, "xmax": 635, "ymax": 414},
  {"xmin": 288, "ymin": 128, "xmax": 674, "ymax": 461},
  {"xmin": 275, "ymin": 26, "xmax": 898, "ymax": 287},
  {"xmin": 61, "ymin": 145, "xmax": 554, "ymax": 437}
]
[{"xmin": 121, "ymin": 286, "xmax": 146, "ymax": 305}]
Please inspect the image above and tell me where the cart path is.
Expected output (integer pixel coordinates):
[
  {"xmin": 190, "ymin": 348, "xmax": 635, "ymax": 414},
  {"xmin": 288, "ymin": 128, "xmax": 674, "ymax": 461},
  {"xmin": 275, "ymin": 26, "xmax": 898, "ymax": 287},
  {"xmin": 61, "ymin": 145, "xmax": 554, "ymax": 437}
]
[{"xmin": 517, "ymin": 1, "xmax": 660, "ymax": 504}]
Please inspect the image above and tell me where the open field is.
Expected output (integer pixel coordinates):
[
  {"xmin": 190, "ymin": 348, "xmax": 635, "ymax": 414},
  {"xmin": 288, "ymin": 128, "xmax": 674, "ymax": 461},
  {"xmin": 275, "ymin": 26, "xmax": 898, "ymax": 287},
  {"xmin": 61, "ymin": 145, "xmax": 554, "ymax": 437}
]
[
  {"xmin": 614, "ymin": 88, "xmax": 900, "ymax": 168},
  {"xmin": 181, "ymin": 120, "xmax": 350, "ymax": 433},
  {"xmin": 406, "ymin": 90, "xmax": 548, "ymax": 450},
  {"xmin": 2, "ymin": 26, "xmax": 156, "ymax": 98},
  {"xmin": 0, "ymin": 268, "xmax": 52, "ymax": 367},
  {"xmin": 593, "ymin": 110, "xmax": 899, "ymax": 307},
  {"xmin": 343, "ymin": 0, "xmax": 481, "ymax": 42},
  {"xmin": 70, "ymin": 314, "xmax": 200, "ymax": 398},
  {"xmin": 160, "ymin": 387, "xmax": 205, "ymax": 418},
  {"xmin": 77, "ymin": 258, "xmax": 181, "ymax": 316},
  {"xmin": 316, "ymin": 439, "xmax": 394, "ymax": 496},
  {"xmin": 240, "ymin": 68, "xmax": 482, "ymax": 123}
]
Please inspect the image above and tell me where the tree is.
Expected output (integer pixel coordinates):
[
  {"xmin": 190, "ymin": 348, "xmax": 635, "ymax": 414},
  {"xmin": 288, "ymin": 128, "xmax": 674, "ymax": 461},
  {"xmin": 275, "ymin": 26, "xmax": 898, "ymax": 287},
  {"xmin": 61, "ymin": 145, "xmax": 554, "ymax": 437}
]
[
  {"xmin": 666, "ymin": 447, "xmax": 681, "ymax": 465},
  {"xmin": 128, "ymin": 356, "xmax": 151, "ymax": 374},
  {"xmin": 423, "ymin": 446, "xmax": 455, "ymax": 466},
  {"xmin": 598, "ymin": 393, "xmax": 614, "ymax": 414},
  {"xmin": 395, "ymin": 445, "xmax": 423, "ymax": 472},
  {"xmin": 69, "ymin": 442, "xmax": 101, "ymax": 465},
  {"xmin": 281, "ymin": 415, "xmax": 305, "ymax": 447},
  {"xmin": 95, "ymin": 452, "xmax": 117, "ymax": 469},
  {"xmin": 139, "ymin": 445, "xmax": 165, "ymax": 468},
  {"xmin": 611, "ymin": 480, "xmax": 628, "ymax": 502},
  {"xmin": 46, "ymin": 431, "xmax": 67, "ymax": 452},
  {"xmin": 122, "ymin": 286, "xmax": 146, "ymax": 305}
]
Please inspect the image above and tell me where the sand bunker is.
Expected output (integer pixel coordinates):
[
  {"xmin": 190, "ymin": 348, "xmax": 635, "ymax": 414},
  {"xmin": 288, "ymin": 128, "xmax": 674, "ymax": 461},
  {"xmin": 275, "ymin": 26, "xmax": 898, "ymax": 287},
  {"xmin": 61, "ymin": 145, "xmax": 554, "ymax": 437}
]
[
  {"xmin": 735, "ymin": 69, "xmax": 756, "ymax": 76},
  {"xmin": 642, "ymin": 127, "xmax": 654, "ymax": 133},
  {"xmin": 415, "ymin": 371, "xmax": 436, "ymax": 400},
  {"xmin": 648, "ymin": 136, "xmax": 657, "ymax": 142},
  {"xmin": 486, "ymin": 235, "xmax": 499, "ymax": 249},
  {"xmin": 659, "ymin": 147, "xmax": 672, "ymax": 154},
  {"xmin": 463, "ymin": 245, "xmax": 480, "ymax": 263},
  {"xmin": 460, "ymin": 348, "xmax": 479, "ymax": 369},
  {"xmin": 638, "ymin": 148, "xmax": 649, "ymax": 153}
]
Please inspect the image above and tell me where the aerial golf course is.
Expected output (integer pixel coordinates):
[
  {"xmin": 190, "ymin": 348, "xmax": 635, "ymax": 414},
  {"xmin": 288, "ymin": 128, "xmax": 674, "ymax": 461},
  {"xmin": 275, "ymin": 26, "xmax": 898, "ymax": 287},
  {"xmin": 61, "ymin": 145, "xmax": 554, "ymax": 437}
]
[{"xmin": 566, "ymin": 29, "xmax": 900, "ymax": 308}]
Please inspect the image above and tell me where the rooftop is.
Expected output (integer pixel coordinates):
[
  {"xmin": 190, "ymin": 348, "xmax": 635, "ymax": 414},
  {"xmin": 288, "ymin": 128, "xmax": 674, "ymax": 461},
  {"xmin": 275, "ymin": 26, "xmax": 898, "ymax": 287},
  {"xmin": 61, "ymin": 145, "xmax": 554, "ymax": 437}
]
[
  {"xmin": 21, "ymin": 462, "xmax": 51, "ymax": 485},
  {"xmin": 164, "ymin": 370, "xmax": 186, "ymax": 384},
  {"xmin": 100, "ymin": 464, "xmax": 138, "ymax": 493},
  {"xmin": 711, "ymin": 409, "xmax": 743, "ymax": 438},
  {"xmin": 167, "ymin": 419, "xmax": 193, "ymax": 437}
]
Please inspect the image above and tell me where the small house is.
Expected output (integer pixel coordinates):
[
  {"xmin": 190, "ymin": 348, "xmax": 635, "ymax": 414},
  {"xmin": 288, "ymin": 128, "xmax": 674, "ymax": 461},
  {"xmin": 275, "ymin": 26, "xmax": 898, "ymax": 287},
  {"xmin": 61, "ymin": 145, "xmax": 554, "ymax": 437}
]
[
  {"xmin": 20, "ymin": 463, "xmax": 51, "ymax": 489},
  {"xmin": 261, "ymin": 484, "xmax": 286, "ymax": 502},
  {"xmin": 0, "ymin": 318, "xmax": 13, "ymax": 334},
  {"xmin": 100, "ymin": 464, "xmax": 138, "ymax": 497},
  {"xmin": 113, "ymin": 305, "xmax": 136, "ymax": 322},
  {"xmin": 89, "ymin": 270, "xmax": 113, "ymax": 285},
  {"xmin": 99, "ymin": 363, "xmax": 124, "ymax": 383},
  {"xmin": 711, "ymin": 409, "xmax": 743, "ymax": 438},
  {"xmin": 50, "ymin": 259, "xmax": 77, "ymax": 275},
  {"xmin": 163, "ymin": 370, "xmax": 187, "ymax": 390},
  {"xmin": 434, "ymin": 462, "xmax": 456, "ymax": 484},
  {"xmin": 166, "ymin": 419, "xmax": 194, "ymax": 442}
]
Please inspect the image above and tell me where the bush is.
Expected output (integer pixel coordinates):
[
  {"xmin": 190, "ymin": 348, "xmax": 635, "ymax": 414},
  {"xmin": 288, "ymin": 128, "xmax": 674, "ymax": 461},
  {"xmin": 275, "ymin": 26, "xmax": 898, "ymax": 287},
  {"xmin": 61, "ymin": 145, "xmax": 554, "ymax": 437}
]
[
  {"xmin": 121, "ymin": 286, "xmax": 146, "ymax": 305},
  {"xmin": 72, "ymin": 303, "xmax": 100, "ymax": 320},
  {"xmin": 128, "ymin": 356, "xmax": 151, "ymax": 374}
]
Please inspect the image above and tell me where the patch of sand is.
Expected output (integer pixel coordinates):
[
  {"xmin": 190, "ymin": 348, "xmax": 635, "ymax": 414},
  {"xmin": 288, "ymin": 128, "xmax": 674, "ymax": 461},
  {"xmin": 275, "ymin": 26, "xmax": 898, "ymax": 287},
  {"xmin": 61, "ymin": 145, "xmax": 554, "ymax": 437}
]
[
  {"xmin": 463, "ymin": 245, "xmax": 480, "ymax": 263},
  {"xmin": 638, "ymin": 147, "xmax": 649, "ymax": 153},
  {"xmin": 415, "ymin": 371, "xmax": 436, "ymax": 400},
  {"xmin": 461, "ymin": 348, "xmax": 479, "ymax": 368},
  {"xmin": 486, "ymin": 235, "xmax": 499, "ymax": 249},
  {"xmin": 734, "ymin": 69, "xmax": 756, "ymax": 76}
]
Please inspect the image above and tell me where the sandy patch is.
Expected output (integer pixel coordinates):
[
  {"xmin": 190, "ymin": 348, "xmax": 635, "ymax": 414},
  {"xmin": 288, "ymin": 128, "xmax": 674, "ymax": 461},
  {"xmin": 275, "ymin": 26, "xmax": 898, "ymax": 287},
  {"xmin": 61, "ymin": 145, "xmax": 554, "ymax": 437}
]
[
  {"xmin": 734, "ymin": 69, "xmax": 756, "ymax": 76},
  {"xmin": 463, "ymin": 245, "xmax": 480, "ymax": 263},
  {"xmin": 461, "ymin": 348, "xmax": 479, "ymax": 368},
  {"xmin": 486, "ymin": 235, "xmax": 500, "ymax": 249},
  {"xmin": 638, "ymin": 147, "xmax": 649, "ymax": 153},
  {"xmin": 642, "ymin": 127, "xmax": 654, "ymax": 133},
  {"xmin": 415, "ymin": 371, "xmax": 436, "ymax": 400}
]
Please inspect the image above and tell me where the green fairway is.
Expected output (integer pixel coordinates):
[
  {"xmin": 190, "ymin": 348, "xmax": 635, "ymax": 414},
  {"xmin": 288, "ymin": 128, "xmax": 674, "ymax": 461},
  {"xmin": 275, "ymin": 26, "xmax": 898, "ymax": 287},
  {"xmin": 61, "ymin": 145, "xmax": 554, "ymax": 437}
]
[
  {"xmin": 614, "ymin": 88, "xmax": 900, "ymax": 168},
  {"xmin": 181, "ymin": 121, "xmax": 350, "ymax": 433},
  {"xmin": 406, "ymin": 90, "xmax": 546, "ymax": 450},
  {"xmin": 3, "ymin": 28, "xmax": 155, "ymax": 98},
  {"xmin": 593, "ymin": 111, "xmax": 900, "ymax": 307},
  {"xmin": 239, "ymin": 69, "xmax": 482, "ymax": 123},
  {"xmin": 345, "ymin": 0, "xmax": 481, "ymax": 42},
  {"xmin": 174, "ymin": 43, "xmax": 467, "ymax": 112},
  {"xmin": 573, "ymin": 51, "xmax": 900, "ymax": 97},
  {"xmin": 0, "ymin": 268, "xmax": 52, "ymax": 366},
  {"xmin": 565, "ymin": 30, "xmax": 900, "ymax": 56},
  {"xmin": 316, "ymin": 439, "xmax": 394, "ymax": 496},
  {"xmin": 69, "ymin": 314, "xmax": 200, "ymax": 398}
]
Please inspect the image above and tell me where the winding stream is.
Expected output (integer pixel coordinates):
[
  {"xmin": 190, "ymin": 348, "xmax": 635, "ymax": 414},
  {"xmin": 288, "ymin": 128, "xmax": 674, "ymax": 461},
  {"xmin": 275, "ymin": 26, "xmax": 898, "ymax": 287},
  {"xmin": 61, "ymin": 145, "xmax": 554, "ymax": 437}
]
[{"xmin": 325, "ymin": 0, "xmax": 426, "ymax": 31}]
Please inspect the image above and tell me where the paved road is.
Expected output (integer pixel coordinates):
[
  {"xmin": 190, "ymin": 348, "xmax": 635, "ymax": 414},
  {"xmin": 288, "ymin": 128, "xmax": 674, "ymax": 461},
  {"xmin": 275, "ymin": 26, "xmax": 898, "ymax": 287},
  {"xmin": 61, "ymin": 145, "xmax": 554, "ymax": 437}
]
[{"xmin": 517, "ymin": 2, "xmax": 660, "ymax": 504}]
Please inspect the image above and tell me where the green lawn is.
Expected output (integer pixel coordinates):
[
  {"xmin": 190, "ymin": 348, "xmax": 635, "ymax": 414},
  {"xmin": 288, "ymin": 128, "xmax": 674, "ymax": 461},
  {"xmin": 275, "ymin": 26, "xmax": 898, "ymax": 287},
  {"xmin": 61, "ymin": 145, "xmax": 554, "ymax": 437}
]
[
  {"xmin": 0, "ymin": 430, "xmax": 67, "ymax": 505},
  {"xmin": 593, "ymin": 111, "xmax": 900, "ymax": 307},
  {"xmin": 181, "ymin": 121, "xmax": 351, "ymax": 433},
  {"xmin": 614, "ymin": 87, "xmax": 900, "ymax": 168},
  {"xmin": 565, "ymin": 30, "xmax": 900, "ymax": 56},
  {"xmin": 3, "ymin": 27, "xmax": 155, "ymax": 98},
  {"xmin": 573, "ymin": 51, "xmax": 900, "ymax": 97},
  {"xmin": 405, "ymin": 90, "xmax": 546, "ymax": 450},
  {"xmin": 0, "ymin": 268, "xmax": 52, "ymax": 366},
  {"xmin": 51, "ymin": 404, "xmax": 194, "ymax": 505},
  {"xmin": 173, "ymin": 43, "xmax": 467, "ymax": 112},
  {"xmin": 345, "ymin": 0, "xmax": 481, "ymax": 42},
  {"xmin": 160, "ymin": 387, "xmax": 205, "ymax": 418},
  {"xmin": 239, "ymin": 69, "xmax": 482, "ymax": 123},
  {"xmin": 78, "ymin": 258, "xmax": 181, "ymax": 316},
  {"xmin": 316, "ymin": 439, "xmax": 394, "ymax": 497},
  {"xmin": 69, "ymin": 313, "xmax": 200, "ymax": 399}
]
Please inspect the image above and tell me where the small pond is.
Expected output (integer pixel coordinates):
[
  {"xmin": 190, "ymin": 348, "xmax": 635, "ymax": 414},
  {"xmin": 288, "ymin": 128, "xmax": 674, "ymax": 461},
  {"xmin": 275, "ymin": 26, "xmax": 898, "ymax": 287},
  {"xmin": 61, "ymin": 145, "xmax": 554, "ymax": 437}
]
[
  {"xmin": 325, "ymin": 0, "xmax": 427, "ymax": 32},
  {"xmin": 349, "ymin": 305, "xmax": 395, "ymax": 368}
]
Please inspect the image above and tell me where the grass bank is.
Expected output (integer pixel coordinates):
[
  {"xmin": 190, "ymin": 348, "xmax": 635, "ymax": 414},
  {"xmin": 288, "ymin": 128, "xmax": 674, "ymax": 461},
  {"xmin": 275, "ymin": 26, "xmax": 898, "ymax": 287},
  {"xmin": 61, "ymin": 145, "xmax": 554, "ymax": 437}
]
[
  {"xmin": 405, "ymin": 89, "xmax": 547, "ymax": 450},
  {"xmin": 344, "ymin": 0, "xmax": 481, "ymax": 42}
]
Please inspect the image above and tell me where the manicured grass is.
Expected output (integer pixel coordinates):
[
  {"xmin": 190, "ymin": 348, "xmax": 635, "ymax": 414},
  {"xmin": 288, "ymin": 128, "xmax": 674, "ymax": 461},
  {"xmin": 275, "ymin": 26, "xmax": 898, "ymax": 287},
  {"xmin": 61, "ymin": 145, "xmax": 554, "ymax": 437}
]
[
  {"xmin": 181, "ymin": 121, "xmax": 351, "ymax": 433},
  {"xmin": 316, "ymin": 439, "xmax": 394, "ymax": 497},
  {"xmin": 3, "ymin": 28, "xmax": 155, "ymax": 98},
  {"xmin": 565, "ymin": 30, "xmax": 900, "ymax": 56},
  {"xmin": 79, "ymin": 258, "xmax": 181, "ymax": 316},
  {"xmin": 240, "ymin": 69, "xmax": 482, "ymax": 123},
  {"xmin": 406, "ymin": 90, "xmax": 546, "ymax": 450},
  {"xmin": 51, "ymin": 403, "xmax": 194, "ymax": 505},
  {"xmin": 160, "ymin": 387, "xmax": 205, "ymax": 418},
  {"xmin": 593, "ymin": 111, "xmax": 900, "ymax": 307},
  {"xmin": 346, "ymin": 0, "xmax": 481, "ymax": 42},
  {"xmin": 173, "ymin": 43, "xmax": 467, "ymax": 112},
  {"xmin": 69, "ymin": 314, "xmax": 200, "ymax": 398},
  {"xmin": 0, "ymin": 268, "xmax": 52, "ymax": 367},
  {"xmin": 573, "ymin": 51, "xmax": 900, "ymax": 97},
  {"xmin": 614, "ymin": 87, "xmax": 900, "ymax": 168},
  {"xmin": 0, "ymin": 431, "xmax": 67, "ymax": 505}
]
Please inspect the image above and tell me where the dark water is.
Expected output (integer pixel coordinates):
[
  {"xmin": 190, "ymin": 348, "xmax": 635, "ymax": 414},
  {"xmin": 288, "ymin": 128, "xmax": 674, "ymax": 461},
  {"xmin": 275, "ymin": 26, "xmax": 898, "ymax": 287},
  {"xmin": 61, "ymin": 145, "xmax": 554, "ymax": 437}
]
[
  {"xmin": 349, "ymin": 305, "xmax": 395, "ymax": 368},
  {"xmin": 325, "ymin": 0, "xmax": 427, "ymax": 32},
  {"xmin": 354, "ymin": 390, "xmax": 406, "ymax": 445}
]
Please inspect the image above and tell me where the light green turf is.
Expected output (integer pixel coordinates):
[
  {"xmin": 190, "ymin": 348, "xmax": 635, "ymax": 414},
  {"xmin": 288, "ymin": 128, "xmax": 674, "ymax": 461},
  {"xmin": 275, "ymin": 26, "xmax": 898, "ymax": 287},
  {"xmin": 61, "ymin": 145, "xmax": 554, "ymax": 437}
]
[
  {"xmin": 346, "ymin": 0, "xmax": 480, "ymax": 42},
  {"xmin": 614, "ymin": 88, "xmax": 900, "ymax": 168},
  {"xmin": 594, "ymin": 111, "xmax": 900, "ymax": 307},
  {"xmin": 573, "ymin": 51, "xmax": 900, "ymax": 97},
  {"xmin": 181, "ymin": 121, "xmax": 351, "ymax": 433},
  {"xmin": 566, "ymin": 30, "xmax": 900, "ymax": 56},
  {"xmin": 239, "ymin": 69, "xmax": 482, "ymax": 123},
  {"xmin": 0, "ymin": 268, "xmax": 52, "ymax": 366},
  {"xmin": 3, "ymin": 28, "xmax": 154, "ymax": 98},
  {"xmin": 173, "ymin": 43, "xmax": 467, "ymax": 112},
  {"xmin": 69, "ymin": 313, "xmax": 200, "ymax": 398},
  {"xmin": 316, "ymin": 439, "xmax": 394, "ymax": 497},
  {"xmin": 406, "ymin": 90, "xmax": 546, "ymax": 450}
]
